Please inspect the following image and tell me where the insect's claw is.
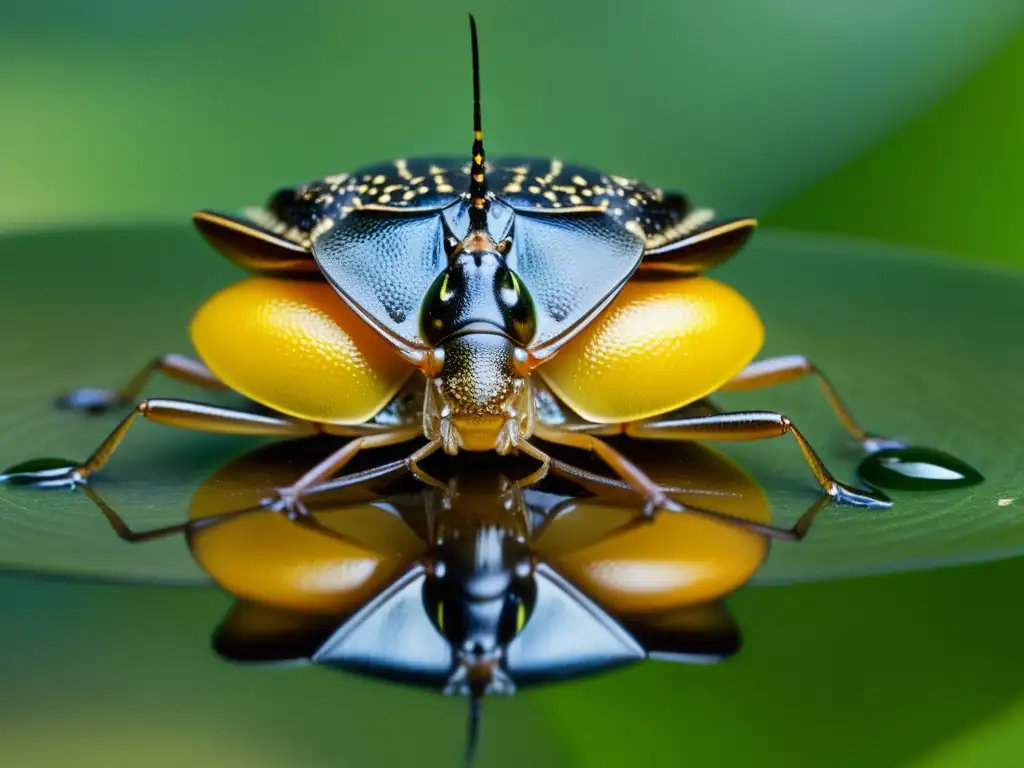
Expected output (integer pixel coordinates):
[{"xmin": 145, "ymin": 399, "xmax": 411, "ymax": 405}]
[{"xmin": 829, "ymin": 482, "xmax": 892, "ymax": 509}]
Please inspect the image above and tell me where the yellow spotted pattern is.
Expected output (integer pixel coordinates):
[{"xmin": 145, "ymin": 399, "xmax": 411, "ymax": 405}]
[
  {"xmin": 539, "ymin": 276, "xmax": 764, "ymax": 424},
  {"xmin": 190, "ymin": 277, "xmax": 413, "ymax": 424}
]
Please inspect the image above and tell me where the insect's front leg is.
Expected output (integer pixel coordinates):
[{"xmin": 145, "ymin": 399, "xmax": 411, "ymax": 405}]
[
  {"xmin": 0, "ymin": 399, "xmax": 315, "ymax": 489},
  {"xmin": 423, "ymin": 376, "xmax": 460, "ymax": 455},
  {"xmin": 288, "ymin": 440, "xmax": 447, "ymax": 502},
  {"xmin": 265, "ymin": 426, "xmax": 423, "ymax": 517},
  {"xmin": 57, "ymin": 353, "xmax": 229, "ymax": 414},
  {"xmin": 1, "ymin": 399, "xmax": 317, "ymax": 489},
  {"xmin": 527, "ymin": 424, "xmax": 682, "ymax": 517}
]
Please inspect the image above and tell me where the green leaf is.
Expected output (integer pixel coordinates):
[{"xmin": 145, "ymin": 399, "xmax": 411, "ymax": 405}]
[
  {"xmin": 767, "ymin": 35, "xmax": 1024, "ymax": 268},
  {"xmin": 0, "ymin": 226, "xmax": 1021, "ymax": 586},
  {"xmin": 912, "ymin": 697, "xmax": 1024, "ymax": 767}
]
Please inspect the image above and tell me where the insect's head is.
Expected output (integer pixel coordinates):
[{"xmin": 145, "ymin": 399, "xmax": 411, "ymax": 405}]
[
  {"xmin": 420, "ymin": 225, "xmax": 537, "ymax": 450},
  {"xmin": 424, "ymin": 473, "xmax": 537, "ymax": 696},
  {"xmin": 422, "ymin": 228, "xmax": 536, "ymax": 347}
]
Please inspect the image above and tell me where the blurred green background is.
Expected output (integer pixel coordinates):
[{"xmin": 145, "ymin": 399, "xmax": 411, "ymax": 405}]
[{"xmin": 1, "ymin": 2, "xmax": 1022, "ymax": 767}]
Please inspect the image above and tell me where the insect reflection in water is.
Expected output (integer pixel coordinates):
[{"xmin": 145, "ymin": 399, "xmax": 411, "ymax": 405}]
[{"xmin": 81, "ymin": 437, "xmax": 825, "ymax": 765}]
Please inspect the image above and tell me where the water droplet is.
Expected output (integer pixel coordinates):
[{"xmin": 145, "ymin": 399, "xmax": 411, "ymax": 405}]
[
  {"xmin": 0, "ymin": 458, "xmax": 80, "ymax": 487},
  {"xmin": 858, "ymin": 447, "xmax": 983, "ymax": 491}
]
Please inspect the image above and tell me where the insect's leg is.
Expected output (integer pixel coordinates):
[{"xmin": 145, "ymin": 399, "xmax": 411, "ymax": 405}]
[
  {"xmin": 58, "ymin": 354, "xmax": 229, "ymax": 414},
  {"xmin": 270, "ymin": 427, "xmax": 422, "ymax": 514},
  {"xmin": 82, "ymin": 484, "xmax": 378, "ymax": 549},
  {"xmin": 718, "ymin": 356, "xmax": 906, "ymax": 452},
  {"xmin": 624, "ymin": 411, "xmax": 890, "ymax": 508},
  {"xmin": 528, "ymin": 425, "xmax": 681, "ymax": 516},
  {"xmin": 2, "ymin": 399, "xmax": 317, "ymax": 488},
  {"xmin": 284, "ymin": 441, "xmax": 446, "ymax": 506},
  {"xmin": 79, "ymin": 485, "xmax": 268, "ymax": 543},
  {"xmin": 532, "ymin": 456, "xmax": 830, "ymax": 542},
  {"xmin": 300, "ymin": 458, "xmax": 412, "ymax": 500},
  {"xmin": 406, "ymin": 441, "xmax": 447, "ymax": 491},
  {"xmin": 513, "ymin": 442, "xmax": 551, "ymax": 488}
]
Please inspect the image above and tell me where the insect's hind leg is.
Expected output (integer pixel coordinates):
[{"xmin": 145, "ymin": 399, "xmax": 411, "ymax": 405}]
[
  {"xmin": 1, "ymin": 398, "xmax": 317, "ymax": 489},
  {"xmin": 57, "ymin": 353, "xmax": 229, "ymax": 414},
  {"xmin": 719, "ymin": 355, "xmax": 905, "ymax": 453},
  {"xmin": 624, "ymin": 411, "xmax": 890, "ymax": 508}
]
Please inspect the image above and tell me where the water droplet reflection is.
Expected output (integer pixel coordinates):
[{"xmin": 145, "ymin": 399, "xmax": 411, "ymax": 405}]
[{"xmin": 0, "ymin": 457, "xmax": 79, "ymax": 487}]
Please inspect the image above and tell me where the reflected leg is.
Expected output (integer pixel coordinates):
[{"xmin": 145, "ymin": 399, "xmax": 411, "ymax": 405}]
[
  {"xmin": 535, "ymin": 459, "xmax": 831, "ymax": 541},
  {"xmin": 58, "ymin": 353, "xmax": 230, "ymax": 414},
  {"xmin": 81, "ymin": 486, "xmax": 382, "ymax": 550},
  {"xmin": 269, "ymin": 427, "xmax": 423, "ymax": 515},
  {"xmin": 80, "ymin": 484, "xmax": 268, "ymax": 543},
  {"xmin": 719, "ymin": 355, "xmax": 905, "ymax": 452},
  {"xmin": 529, "ymin": 425, "xmax": 683, "ymax": 516},
  {"xmin": 625, "ymin": 411, "xmax": 890, "ymax": 508}
]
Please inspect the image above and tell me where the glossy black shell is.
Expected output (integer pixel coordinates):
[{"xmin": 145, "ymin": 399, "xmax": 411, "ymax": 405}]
[{"xmin": 243, "ymin": 156, "xmax": 708, "ymax": 252}]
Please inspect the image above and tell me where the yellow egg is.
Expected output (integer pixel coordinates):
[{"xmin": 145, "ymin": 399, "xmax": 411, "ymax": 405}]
[
  {"xmin": 190, "ymin": 277, "xmax": 413, "ymax": 424},
  {"xmin": 539, "ymin": 276, "xmax": 764, "ymax": 423}
]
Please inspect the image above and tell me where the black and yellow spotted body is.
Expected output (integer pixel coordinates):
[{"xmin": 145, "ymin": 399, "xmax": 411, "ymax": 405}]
[{"xmin": 241, "ymin": 156, "xmax": 720, "ymax": 254}]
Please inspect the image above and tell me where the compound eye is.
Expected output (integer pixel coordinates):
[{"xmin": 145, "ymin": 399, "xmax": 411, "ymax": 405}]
[
  {"xmin": 421, "ymin": 268, "xmax": 464, "ymax": 345},
  {"xmin": 496, "ymin": 268, "xmax": 536, "ymax": 345}
]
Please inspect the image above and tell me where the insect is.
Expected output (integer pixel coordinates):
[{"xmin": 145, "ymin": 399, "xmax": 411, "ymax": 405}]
[
  {"xmin": 3, "ymin": 15, "xmax": 903, "ymax": 514},
  {"xmin": 81, "ymin": 437, "xmax": 792, "ymax": 765}
]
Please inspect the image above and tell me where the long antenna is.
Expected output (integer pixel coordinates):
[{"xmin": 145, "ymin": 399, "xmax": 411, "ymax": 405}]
[
  {"xmin": 464, "ymin": 693, "xmax": 483, "ymax": 768},
  {"xmin": 467, "ymin": 14, "xmax": 489, "ymax": 229}
]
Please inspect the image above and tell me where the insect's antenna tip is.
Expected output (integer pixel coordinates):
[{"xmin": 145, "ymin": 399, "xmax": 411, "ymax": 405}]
[{"xmin": 467, "ymin": 13, "xmax": 488, "ymax": 226}]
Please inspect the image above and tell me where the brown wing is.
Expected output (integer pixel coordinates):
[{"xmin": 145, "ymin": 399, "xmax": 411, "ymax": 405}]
[
  {"xmin": 193, "ymin": 157, "xmax": 466, "ymax": 276},
  {"xmin": 640, "ymin": 212, "xmax": 758, "ymax": 275},
  {"xmin": 192, "ymin": 210, "xmax": 320, "ymax": 276}
]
